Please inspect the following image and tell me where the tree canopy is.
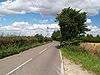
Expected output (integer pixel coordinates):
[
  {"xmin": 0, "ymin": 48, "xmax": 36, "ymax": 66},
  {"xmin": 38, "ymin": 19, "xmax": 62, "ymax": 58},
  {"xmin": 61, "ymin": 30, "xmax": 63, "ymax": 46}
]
[{"xmin": 56, "ymin": 7, "xmax": 90, "ymax": 41}]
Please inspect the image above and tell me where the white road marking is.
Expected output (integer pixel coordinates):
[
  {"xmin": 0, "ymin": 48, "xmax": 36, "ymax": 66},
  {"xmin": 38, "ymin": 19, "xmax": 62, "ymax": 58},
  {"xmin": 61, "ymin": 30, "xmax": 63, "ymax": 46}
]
[
  {"xmin": 6, "ymin": 58, "xmax": 32, "ymax": 75},
  {"xmin": 39, "ymin": 43, "xmax": 53, "ymax": 54},
  {"xmin": 39, "ymin": 48, "xmax": 47, "ymax": 54}
]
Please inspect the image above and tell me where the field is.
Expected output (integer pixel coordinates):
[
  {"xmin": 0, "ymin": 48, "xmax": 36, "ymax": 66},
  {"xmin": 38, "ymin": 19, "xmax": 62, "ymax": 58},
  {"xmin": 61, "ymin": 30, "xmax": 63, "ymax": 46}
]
[{"xmin": 80, "ymin": 43, "xmax": 100, "ymax": 56}]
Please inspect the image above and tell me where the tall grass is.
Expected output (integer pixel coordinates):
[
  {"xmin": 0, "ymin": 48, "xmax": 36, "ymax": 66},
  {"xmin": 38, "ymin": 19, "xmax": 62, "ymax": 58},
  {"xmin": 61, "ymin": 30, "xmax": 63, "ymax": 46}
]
[{"xmin": 61, "ymin": 45, "xmax": 100, "ymax": 75}]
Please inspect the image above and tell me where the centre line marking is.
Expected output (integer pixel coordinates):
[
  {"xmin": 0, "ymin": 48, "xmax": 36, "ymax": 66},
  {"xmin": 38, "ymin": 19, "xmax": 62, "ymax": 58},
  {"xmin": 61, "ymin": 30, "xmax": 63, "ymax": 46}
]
[
  {"xmin": 39, "ymin": 48, "xmax": 47, "ymax": 54},
  {"xmin": 6, "ymin": 58, "xmax": 32, "ymax": 75},
  {"xmin": 39, "ymin": 43, "xmax": 53, "ymax": 54}
]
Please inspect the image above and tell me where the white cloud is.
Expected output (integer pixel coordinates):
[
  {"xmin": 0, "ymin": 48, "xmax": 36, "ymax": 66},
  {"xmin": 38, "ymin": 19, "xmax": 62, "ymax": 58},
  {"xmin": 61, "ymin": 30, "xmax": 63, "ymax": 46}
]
[
  {"xmin": 0, "ymin": 21, "xmax": 59, "ymax": 37},
  {"xmin": 39, "ymin": 19, "xmax": 48, "ymax": 23},
  {"xmin": 87, "ymin": 25, "xmax": 100, "ymax": 36},
  {"xmin": 0, "ymin": 0, "xmax": 100, "ymax": 16},
  {"xmin": 86, "ymin": 19, "xmax": 92, "ymax": 24},
  {"xmin": 1, "ymin": 21, "xmax": 100, "ymax": 37}
]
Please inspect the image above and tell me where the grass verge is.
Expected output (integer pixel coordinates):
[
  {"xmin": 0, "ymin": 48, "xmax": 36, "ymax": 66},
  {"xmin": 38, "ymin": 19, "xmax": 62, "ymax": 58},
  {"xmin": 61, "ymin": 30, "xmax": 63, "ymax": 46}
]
[
  {"xmin": 0, "ymin": 41, "xmax": 51, "ymax": 59},
  {"xmin": 61, "ymin": 45, "xmax": 100, "ymax": 75}
]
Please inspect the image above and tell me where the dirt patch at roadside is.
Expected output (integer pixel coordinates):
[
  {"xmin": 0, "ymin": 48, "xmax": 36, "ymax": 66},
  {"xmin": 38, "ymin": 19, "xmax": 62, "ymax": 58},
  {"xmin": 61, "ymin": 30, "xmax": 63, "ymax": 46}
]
[{"xmin": 63, "ymin": 57, "xmax": 95, "ymax": 75}]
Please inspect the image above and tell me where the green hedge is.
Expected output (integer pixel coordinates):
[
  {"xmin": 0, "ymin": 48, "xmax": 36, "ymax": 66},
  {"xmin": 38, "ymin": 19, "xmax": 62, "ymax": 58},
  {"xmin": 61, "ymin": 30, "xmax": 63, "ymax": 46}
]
[
  {"xmin": 0, "ymin": 36, "xmax": 52, "ymax": 50},
  {"xmin": 0, "ymin": 41, "xmax": 51, "ymax": 59},
  {"xmin": 0, "ymin": 36, "xmax": 52, "ymax": 59},
  {"xmin": 0, "ymin": 36, "xmax": 38, "ymax": 50}
]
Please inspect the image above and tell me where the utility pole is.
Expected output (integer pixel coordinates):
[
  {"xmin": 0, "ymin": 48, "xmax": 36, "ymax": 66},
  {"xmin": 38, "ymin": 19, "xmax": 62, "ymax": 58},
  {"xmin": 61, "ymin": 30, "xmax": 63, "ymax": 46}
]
[{"xmin": 46, "ymin": 27, "xmax": 49, "ymax": 37}]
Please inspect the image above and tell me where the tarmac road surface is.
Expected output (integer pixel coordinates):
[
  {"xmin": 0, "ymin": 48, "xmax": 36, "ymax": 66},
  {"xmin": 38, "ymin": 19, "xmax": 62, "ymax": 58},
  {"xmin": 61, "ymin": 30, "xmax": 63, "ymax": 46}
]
[{"xmin": 0, "ymin": 41, "xmax": 64, "ymax": 75}]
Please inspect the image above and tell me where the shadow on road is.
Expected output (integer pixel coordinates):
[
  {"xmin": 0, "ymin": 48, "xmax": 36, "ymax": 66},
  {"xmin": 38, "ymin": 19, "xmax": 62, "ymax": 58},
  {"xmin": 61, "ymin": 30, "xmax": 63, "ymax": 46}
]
[{"xmin": 55, "ymin": 45, "xmax": 60, "ymax": 49}]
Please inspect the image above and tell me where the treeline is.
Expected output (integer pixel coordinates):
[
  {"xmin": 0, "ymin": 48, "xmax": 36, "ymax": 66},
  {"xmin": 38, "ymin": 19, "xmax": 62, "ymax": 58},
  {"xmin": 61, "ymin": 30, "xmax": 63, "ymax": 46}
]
[
  {"xmin": 52, "ymin": 30, "xmax": 61, "ymax": 41},
  {"xmin": 52, "ymin": 30, "xmax": 100, "ymax": 43},
  {"xmin": 0, "ymin": 34, "xmax": 52, "ymax": 58},
  {"xmin": 80, "ymin": 34, "xmax": 100, "ymax": 43}
]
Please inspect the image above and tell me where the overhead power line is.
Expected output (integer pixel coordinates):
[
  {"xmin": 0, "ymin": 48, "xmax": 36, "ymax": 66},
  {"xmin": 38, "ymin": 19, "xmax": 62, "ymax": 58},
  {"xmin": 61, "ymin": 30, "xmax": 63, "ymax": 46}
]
[{"xmin": 31, "ymin": 0, "xmax": 40, "ymax": 8}]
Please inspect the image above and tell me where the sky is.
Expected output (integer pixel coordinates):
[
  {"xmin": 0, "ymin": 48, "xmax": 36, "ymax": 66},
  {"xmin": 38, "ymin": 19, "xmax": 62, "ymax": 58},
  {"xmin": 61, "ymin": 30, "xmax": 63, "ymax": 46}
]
[{"xmin": 0, "ymin": 0, "xmax": 100, "ymax": 37}]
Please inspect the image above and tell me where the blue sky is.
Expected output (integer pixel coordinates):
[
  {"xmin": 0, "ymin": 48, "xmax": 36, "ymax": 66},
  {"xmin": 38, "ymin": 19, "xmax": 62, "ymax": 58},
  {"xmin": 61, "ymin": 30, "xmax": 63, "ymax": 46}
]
[
  {"xmin": 0, "ymin": 12, "xmax": 56, "ymax": 26},
  {"xmin": 0, "ymin": 0, "xmax": 7, "ymax": 2},
  {"xmin": 1, "ymin": 13, "xmax": 100, "ymax": 27},
  {"xmin": 87, "ymin": 14, "xmax": 100, "ymax": 27},
  {"xmin": 0, "ymin": 0, "xmax": 100, "ymax": 36}
]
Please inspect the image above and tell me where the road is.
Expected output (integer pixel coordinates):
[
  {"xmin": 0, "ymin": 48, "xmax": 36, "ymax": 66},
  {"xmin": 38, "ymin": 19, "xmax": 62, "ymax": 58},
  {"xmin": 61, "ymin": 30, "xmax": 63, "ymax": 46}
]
[{"xmin": 0, "ymin": 41, "xmax": 64, "ymax": 75}]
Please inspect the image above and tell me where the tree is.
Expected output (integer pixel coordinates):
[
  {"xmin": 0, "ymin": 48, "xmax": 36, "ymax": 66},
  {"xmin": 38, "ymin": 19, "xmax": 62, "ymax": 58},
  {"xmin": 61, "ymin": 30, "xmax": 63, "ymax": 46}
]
[
  {"xmin": 34, "ymin": 34, "xmax": 44, "ymax": 43},
  {"xmin": 52, "ymin": 30, "xmax": 61, "ymax": 41},
  {"xmin": 56, "ymin": 7, "xmax": 90, "ymax": 41}
]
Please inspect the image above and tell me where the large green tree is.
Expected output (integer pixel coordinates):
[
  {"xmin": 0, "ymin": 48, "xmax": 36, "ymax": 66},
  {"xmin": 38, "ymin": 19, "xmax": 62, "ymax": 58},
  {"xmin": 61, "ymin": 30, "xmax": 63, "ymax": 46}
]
[{"xmin": 56, "ymin": 7, "xmax": 90, "ymax": 41}]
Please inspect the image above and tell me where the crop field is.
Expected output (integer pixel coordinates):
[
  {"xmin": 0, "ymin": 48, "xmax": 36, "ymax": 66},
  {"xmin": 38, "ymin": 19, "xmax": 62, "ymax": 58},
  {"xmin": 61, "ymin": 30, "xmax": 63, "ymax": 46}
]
[{"xmin": 80, "ymin": 43, "xmax": 100, "ymax": 56}]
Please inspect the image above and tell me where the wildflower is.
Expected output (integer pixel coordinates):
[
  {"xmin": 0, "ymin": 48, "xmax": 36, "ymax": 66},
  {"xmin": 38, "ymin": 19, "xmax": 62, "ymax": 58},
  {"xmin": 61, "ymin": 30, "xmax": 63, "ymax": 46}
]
[
  {"xmin": 93, "ymin": 49, "xmax": 96, "ymax": 51},
  {"xmin": 90, "ymin": 51, "xmax": 94, "ymax": 53}
]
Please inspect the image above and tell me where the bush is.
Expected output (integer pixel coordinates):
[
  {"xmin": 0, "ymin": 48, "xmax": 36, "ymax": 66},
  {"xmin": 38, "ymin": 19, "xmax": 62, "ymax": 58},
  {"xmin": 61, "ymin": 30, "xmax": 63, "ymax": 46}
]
[
  {"xmin": 0, "ymin": 35, "xmax": 52, "ymax": 59},
  {"xmin": 63, "ymin": 45, "xmax": 86, "ymax": 53},
  {"xmin": 61, "ymin": 39, "xmax": 80, "ymax": 47},
  {"xmin": 0, "ymin": 35, "xmax": 52, "ymax": 51}
]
